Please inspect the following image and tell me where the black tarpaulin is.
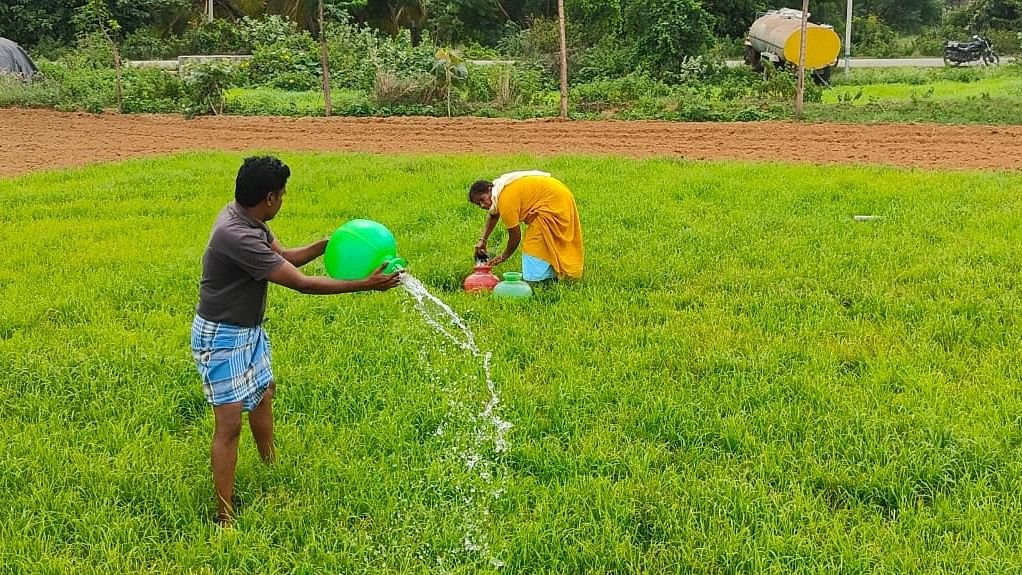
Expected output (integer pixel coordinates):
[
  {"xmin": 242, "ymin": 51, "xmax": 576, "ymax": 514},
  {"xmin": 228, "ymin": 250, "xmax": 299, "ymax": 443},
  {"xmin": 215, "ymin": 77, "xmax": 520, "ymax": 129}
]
[{"xmin": 0, "ymin": 37, "xmax": 38, "ymax": 79}]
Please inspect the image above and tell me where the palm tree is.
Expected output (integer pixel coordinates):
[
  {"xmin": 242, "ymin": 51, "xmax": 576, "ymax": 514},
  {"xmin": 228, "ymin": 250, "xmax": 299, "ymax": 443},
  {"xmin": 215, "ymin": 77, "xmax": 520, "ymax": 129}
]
[
  {"xmin": 363, "ymin": 0, "xmax": 431, "ymax": 45},
  {"xmin": 202, "ymin": 0, "xmax": 322, "ymax": 31}
]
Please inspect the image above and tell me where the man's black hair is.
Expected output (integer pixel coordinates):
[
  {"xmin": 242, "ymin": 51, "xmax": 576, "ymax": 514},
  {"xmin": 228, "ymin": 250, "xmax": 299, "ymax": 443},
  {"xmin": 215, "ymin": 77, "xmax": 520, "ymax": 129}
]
[
  {"xmin": 236, "ymin": 156, "xmax": 290, "ymax": 207},
  {"xmin": 468, "ymin": 180, "xmax": 492, "ymax": 202}
]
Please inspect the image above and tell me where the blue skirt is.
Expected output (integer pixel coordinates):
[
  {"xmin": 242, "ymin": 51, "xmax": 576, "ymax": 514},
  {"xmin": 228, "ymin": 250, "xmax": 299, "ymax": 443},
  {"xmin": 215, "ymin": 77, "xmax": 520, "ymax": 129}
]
[
  {"xmin": 191, "ymin": 315, "xmax": 274, "ymax": 412},
  {"xmin": 522, "ymin": 253, "xmax": 555, "ymax": 281}
]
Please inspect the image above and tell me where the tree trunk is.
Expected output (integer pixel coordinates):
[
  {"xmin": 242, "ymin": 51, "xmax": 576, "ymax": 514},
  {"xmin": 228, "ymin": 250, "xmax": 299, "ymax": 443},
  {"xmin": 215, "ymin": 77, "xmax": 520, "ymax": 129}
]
[
  {"xmin": 97, "ymin": 11, "xmax": 123, "ymax": 114},
  {"xmin": 557, "ymin": 0, "xmax": 568, "ymax": 120},
  {"xmin": 795, "ymin": 0, "xmax": 809, "ymax": 120},
  {"xmin": 113, "ymin": 45, "xmax": 123, "ymax": 113},
  {"xmin": 388, "ymin": 3, "xmax": 405, "ymax": 37},
  {"xmin": 319, "ymin": 0, "xmax": 332, "ymax": 117}
]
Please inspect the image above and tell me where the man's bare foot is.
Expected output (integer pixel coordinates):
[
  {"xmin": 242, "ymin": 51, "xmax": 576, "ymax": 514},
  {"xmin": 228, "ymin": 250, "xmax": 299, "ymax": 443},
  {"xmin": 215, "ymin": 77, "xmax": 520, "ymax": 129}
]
[{"xmin": 216, "ymin": 509, "xmax": 234, "ymax": 527}]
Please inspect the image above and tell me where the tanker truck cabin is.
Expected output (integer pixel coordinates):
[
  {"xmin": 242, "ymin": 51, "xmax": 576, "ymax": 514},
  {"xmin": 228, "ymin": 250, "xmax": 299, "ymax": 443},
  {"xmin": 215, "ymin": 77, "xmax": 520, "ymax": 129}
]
[{"xmin": 743, "ymin": 8, "xmax": 842, "ymax": 84}]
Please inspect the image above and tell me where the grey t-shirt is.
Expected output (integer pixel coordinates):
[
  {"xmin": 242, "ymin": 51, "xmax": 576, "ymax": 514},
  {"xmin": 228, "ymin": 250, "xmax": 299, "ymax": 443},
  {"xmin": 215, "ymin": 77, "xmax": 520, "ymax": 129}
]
[{"xmin": 197, "ymin": 202, "xmax": 285, "ymax": 327}]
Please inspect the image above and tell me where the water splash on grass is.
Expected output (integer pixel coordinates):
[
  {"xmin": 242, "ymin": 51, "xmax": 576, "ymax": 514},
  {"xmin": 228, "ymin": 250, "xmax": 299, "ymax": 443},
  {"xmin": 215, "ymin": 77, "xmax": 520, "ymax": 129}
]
[{"xmin": 400, "ymin": 274, "xmax": 511, "ymax": 568}]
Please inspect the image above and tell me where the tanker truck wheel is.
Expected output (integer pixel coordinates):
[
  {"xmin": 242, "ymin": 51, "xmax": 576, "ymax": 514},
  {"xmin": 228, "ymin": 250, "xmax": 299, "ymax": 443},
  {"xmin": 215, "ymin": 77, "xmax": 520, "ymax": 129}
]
[
  {"xmin": 744, "ymin": 44, "xmax": 763, "ymax": 72},
  {"xmin": 813, "ymin": 66, "xmax": 832, "ymax": 85}
]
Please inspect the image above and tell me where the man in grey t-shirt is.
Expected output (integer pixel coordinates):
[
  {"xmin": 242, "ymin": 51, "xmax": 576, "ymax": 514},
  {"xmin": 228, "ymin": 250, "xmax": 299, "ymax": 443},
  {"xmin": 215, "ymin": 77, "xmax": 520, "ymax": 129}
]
[{"xmin": 191, "ymin": 156, "xmax": 401, "ymax": 525}]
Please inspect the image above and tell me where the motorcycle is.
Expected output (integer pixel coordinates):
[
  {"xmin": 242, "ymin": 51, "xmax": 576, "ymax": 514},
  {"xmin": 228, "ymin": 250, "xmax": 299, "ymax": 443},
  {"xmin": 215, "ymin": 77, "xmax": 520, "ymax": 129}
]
[{"xmin": 943, "ymin": 35, "xmax": 1000, "ymax": 66}]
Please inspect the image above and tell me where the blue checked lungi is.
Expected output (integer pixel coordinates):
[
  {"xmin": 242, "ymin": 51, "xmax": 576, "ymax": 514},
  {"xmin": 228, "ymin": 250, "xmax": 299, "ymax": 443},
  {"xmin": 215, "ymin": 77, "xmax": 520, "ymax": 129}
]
[{"xmin": 191, "ymin": 315, "xmax": 274, "ymax": 412}]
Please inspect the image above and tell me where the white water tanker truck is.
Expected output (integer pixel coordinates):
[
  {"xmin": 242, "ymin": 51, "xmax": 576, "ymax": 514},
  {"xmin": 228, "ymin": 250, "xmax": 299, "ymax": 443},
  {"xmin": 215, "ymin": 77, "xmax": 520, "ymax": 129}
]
[{"xmin": 743, "ymin": 8, "xmax": 841, "ymax": 83}]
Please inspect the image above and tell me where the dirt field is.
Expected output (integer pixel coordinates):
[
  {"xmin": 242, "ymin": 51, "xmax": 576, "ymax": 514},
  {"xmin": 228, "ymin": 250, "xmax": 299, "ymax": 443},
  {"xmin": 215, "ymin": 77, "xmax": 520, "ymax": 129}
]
[{"xmin": 3, "ymin": 108, "xmax": 1022, "ymax": 177}]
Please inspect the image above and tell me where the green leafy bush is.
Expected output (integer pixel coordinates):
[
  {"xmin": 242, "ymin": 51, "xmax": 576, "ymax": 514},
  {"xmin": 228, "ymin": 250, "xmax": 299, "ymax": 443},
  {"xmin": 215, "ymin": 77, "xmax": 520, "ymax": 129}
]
[
  {"xmin": 121, "ymin": 28, "xmax": 182, "ymax": 60},
  {"xmin": 38, "ymin": 60, "xmax": 116, "ymax": 113},
  {"xmin": 248, "ymin": 33, "xmax": 320, "ymax": 91},
  {"xmin": 511, "ymin": 17, "xmax": 562, "ymax": 78},
  {"xmin": 63, "ymin": 33, "xmax": 117, "ymax": 71},
  {"xmin": 30, "ymin": 37, "xmax": 74, "ymax": 61},
  {"xmin": 570, "ymin": 74, "xmax": 673, "ymax": 112},
  {"xmin": 0, "ymin": 74, "xmax": 61, "ymax": 108},
  {"xmin": 853, "ymin": 15, "xmax": 901, "ymax": 57},
  {"xmin": 122, "ymin": 68, "xmax": 184, "ymax": 113},
  {"xmin": 183, "ymin": 59, "xmax": 244, "ymax": 116},
  {"xmin": 326, "ymin": 19, "xmax": 378, "ymax": 92},
  {"xmin": 573, "ymin": 36, "xmax": 637, "ymax": 83},
  {"xmin": 987, "ymin": 29, "xmax": 1021, "ymax": 55},
  {"xmin": 224, "ymin": 87, "xmax": 371, "ymax": 116},
  {"xmin": 463, "ymin": 63, "xmax": 499, "ymax": 102},
  {"xmin": 181, "ymin": 18, "xmax": 251, "ymax": 55},
  {"xmin": 371, "ymin": 29, "xmax": 436, "ymax": 77},
  {"xmin": 238, "ymin": 15, "xmax": 295, "ymax": 50},
  {"xmin": 463, "ymin": 62, "xmax": 550, "ymax": 109},
  {"xmin": 371, "ymin": 70, "xmax": 438, "ymax": 107},
  {"xmin": 713, "ymin": 66, "xmax": 766, "ymax": 101},
  {"xmin": 620, "ymin": 0, "xmax": 714, "ymax": 78},
  {"xmin": 755, "ymin": 68, "xmax": 822, "ymax": 103}
]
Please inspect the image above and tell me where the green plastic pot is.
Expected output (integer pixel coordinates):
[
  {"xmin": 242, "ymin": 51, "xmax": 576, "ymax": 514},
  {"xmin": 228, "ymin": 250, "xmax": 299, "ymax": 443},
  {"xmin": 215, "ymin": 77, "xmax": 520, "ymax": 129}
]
[
  {"xmin": 324, "ymin": 219, "xmax": 405, "ymax": 280},
  {"xmin": 493, "ymin": 272, "xmax": 533, "ymax": 299}
]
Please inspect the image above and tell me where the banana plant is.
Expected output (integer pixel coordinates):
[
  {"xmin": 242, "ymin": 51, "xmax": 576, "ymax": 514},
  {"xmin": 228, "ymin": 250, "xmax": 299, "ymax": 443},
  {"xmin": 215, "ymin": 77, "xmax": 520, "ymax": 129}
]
[{"xmin": 431, "ymin": 47, "xmax": 467, "ymax": 117}]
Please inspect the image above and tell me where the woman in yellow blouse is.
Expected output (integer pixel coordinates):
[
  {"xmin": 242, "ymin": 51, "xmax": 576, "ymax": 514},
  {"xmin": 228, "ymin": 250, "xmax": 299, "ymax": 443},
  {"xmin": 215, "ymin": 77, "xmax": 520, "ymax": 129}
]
[{"xmin": 470, "ymin": 171, "xmax": 584, "ymax": 282}]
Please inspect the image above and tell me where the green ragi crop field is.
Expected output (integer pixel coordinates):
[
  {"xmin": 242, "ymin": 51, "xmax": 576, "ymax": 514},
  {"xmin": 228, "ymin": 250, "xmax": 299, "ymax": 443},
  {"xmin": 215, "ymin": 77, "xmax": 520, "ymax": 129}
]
[{"xmin": 3, "ymin": 153, "xmax": 1022, "ymax": 573}]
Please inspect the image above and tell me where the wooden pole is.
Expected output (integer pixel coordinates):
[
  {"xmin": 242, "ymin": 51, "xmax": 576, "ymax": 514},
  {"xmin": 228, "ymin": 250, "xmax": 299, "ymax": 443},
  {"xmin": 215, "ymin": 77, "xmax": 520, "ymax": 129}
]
[
  {"xmin": 795, "ymin": 0, "xmax": 810, "ymax": 120},
  {"xmin": 557, "ymin": 0, "xmax": 568, "ymax": 120},
  {"xmin": 319, "ymin": 0, "xmax": 332, "ymax": 117},
  {"xmin": 96, "ymin": 10, "xmax": 122, "ymax": 113},
  {"xmin": 844, "ymin": 0, "xmax": 853, "ymax": 75}
]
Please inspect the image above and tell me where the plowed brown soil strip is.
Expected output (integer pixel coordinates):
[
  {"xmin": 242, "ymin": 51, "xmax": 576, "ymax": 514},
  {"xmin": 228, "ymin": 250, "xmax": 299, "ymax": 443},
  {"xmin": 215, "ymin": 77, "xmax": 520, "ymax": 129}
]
[{"xmin": 3, "ymin": 108, "xmax": 1021, "ymax": 177}]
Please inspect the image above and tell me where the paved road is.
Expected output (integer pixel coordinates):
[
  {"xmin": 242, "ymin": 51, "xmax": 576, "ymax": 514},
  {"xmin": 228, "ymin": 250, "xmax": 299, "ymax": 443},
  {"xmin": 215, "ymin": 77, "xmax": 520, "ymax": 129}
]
[
  {"xmin": 725, "ymin": 57, "xmax": 1014, "ymax": 68},
  {"xmin": 133, "ymin": 56, "xmax": 1013, "ymax": 72}
]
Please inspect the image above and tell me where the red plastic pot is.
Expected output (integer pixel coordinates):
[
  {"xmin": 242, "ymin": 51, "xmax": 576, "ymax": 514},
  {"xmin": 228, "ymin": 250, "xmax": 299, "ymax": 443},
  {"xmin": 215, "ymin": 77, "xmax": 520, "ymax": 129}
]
[{"xmin": 464, "ymin": 264, "xmax": 500, "ymax": 292}]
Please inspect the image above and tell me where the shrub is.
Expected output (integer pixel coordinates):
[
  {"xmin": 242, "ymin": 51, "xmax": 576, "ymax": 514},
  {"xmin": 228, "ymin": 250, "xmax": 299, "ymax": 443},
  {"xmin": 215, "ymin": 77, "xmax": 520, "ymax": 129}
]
[
  {"xmin": 620, "ymin": 0, "xmax": 715, "ymax": 78},
  {"xmin": 731, "ymin": 106, "xmax": 781, "ymax": 121},
  {"xmin": 464, "ymin": 61, "xmax": 549, "ymax": 109},
  {"xmin": 512, "ymin": 17, "xmax": 562, "ymax": 77},
  {"xmin": 0, "ymin": 74, "xmax": 61, "ymax": 108},
  {"xmin": 370, "ymin": 29, "xmax": 436, "ymax": 78},
  {"xmin": 714, "ymin": 67, "xmax": 766, "ymax": 101},
  {"xmin": 122, "ymin": 28, "xmax": 181, "ymax": 60},
  {"xmin": 987, "ymin": 29, "xmax": 1020, "ymax": 55},
  {"xmin": 64, "ymin": 33, "xmax": 116, "ymax": 71},
  {"xmin": 326, "ymin": 19, "xmax": 378, "ymax": 92},
  {"xmin": 248, "ymin": 33, "xmax": 320, "ymax": 91},
  {"xmin": 458, "ymin": 42, "xmax": 501, "ymax": 60},
  {"xmin": 853, "ymin": 15, "xmax": 900, "ymax": 58},
  {"xmin": 372, "ymin": 70, "xmax": 438, "ymax": 107},
  {"xmin": 122, "ymin": 68, "xmax": 184, "ymax": 113},
  {"xmin": 658, "ymin": 90, "xmax": 725, "ymax": 121},
  {"xmin": 224, "ymin": 87, "xmax": 372, "ymax": 116},
  {"xmin": 464, "ymin": 62, "xmax": 498, "ymax": 102},
  {"xmin": 183, "ymin": 59, "xmax": 244, "ymax": 116},
  {"xmin": 238, "ymin": 15, "xmax": 295, "ymax": 49},
  {"xmin": 39, "ymin": 60, "xmax": 116, "ymax": 113},
  {"xmin": 755, "ymin": 68, "xmax": 822, "ymax": 103},
  {"xmin": 573, "ymin": 36, "xmax": 637, "ymax": 83},
  {"xmin": 30, "ymin": 37, "xmax": 73, "ymax": 61},
  {"xmin": 181, "ymin": 18, "xmax": 250, "ymax": 55},
  {"xmin": 570, "ymin": 74, "xmax": 673, "ymax": 112}
]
